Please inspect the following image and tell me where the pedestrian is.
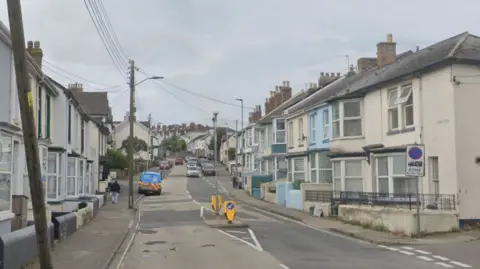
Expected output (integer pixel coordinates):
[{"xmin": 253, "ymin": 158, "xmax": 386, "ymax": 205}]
[{"xmin": 110, "ymin": 180, "xmax": 121, "ymax": 204}]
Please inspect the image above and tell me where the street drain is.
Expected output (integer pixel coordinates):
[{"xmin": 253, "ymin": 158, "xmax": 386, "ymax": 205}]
[
  {"xmin": 145, "ymin": 240, "xmax": 168, "ymax": 245},
  {"xmin": 138, "ymin": 229, "xmax": 157, "ymax": 234},
  {"xmin": 200, "ymin": 244, "xmax": 215, "ymax": 248}
]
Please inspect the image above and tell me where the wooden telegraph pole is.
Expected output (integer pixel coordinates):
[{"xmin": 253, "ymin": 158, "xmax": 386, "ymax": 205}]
[{"xmin": 6, "ymin": 0, "xmax": 53, "ymax": 268}]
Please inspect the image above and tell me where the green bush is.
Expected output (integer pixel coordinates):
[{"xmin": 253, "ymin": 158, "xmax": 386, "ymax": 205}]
[
  {"xmin": 107, "ymin": 149, "xmax": 127, "ymax": 169},
  {"xmin": 292, "ymin": 179, "xmax": 305, "ymax": 190}
]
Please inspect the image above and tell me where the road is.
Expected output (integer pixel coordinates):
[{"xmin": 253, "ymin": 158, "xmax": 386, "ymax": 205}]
[{"xmin": 118, "ymin": 164, "xmax": 475, "ymax": 269}]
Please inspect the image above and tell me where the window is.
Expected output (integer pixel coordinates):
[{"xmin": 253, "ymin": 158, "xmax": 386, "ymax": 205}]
[
  {"xmin": 429, "ymin": 157, "xmax": 439, "ymax": 199},
  {"xmin": 287, "ymin": 157, "xmax": 292, "ymax": 181},
  {"xmin": 77, "ymin": 159, "xmax": 84, "ymax": 195},
  {"xmin": 253, "ymin": 129, "xmax": 259, "ymax": 145},
  {"xmin": 323, "ymin": 110, "xmax": 329, "ymax": 140},
  {"xmin": 0, "ymin": 133, "xmax": 12, "ymax": 211},
  {"xmin": 288, "ymin": 121, "xmax": 294, "ymax": 146},
  {"xmin": 387, "ymin": 84, "xmax": 414, "ymax": 131},
  {"xmin": 47, "ymin": 152, "xmax": 61, "ymax": 200},
  {"xmin": 388, "ymin": 89, "xmax": 399, "ymax": 130},
  {"xmin": 318, "ymin": 152, "xmax": 332, "ymax": 183},
  {"xmin": 81, "ymin": 120, "xmax": 85, "ymax": 153},
  {"xmin": 274, "ymin": 119, "xmax": 286, "ymax": 144},
  {"xmin": 332, "ymin": 101, "xmax": 362, "ymax": 138},
  {"xmin": 332, "ymin": 159, "xmax": 363, "ymax": 192},
  {"xmin": 375, "ymin": 154, "xmax": 417, "ymax": 194},
  {"xmin": 309, "ymin": 114, "xmax": 316, "ymax": 143},
  {"xmin": 266, "ymin": 125, "xmax": 272, "ymax": 148},
  {"xmin": 310, "ymin": 153, "xmax": 317, "ymax": 182},
  {"xmin": 37, "ymin": 85, "xmax": 42, "ymax": 138},
  {"xmin": 46, "ymin": 95, "xmax": 51, "ymax": 138},
  {"xmin": 68, "ymin": 104, "xmax": 72, "ymax": 144},
  {"xmin": 276, "ymin": 157, "xmax": 287, "ymax": 181},
  {"xmin": 292, "ymin": 157, "xmax": 305, "ymax": 181},
  {"xmin": 84, "ymin": 163, "xmax": 91, "ymax": 194},
  {"xmin": 298, "ymin": 119, "xmax": 303, "ymax": 146},
  {"xmin": 67, "ymin": 157, "xmax": 76, "ymax": 196}
]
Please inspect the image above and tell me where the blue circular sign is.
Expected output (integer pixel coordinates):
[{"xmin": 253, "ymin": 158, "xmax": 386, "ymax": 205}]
[
  {"xmin": 408, "ymin": 147, "xmax": 423, "ymax": 160},
  {"xmin": 227, "ymin": 202, "xmax": 234, "ymax": 210}
]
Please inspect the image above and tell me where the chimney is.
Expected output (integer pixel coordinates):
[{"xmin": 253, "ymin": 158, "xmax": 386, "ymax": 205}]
[
  {"xmin": 68, "ymin": 83, "xmax": 84, "ymax": 92},
  {"xmin": 347, "ymin": 65, "xmax": 356, "ymax": 76},
  {"xmin": 264, "ymin": 98, "xmax": 270, "ymax": 115},
  {"xmin": 319, "ymin": 72, "xmax": 340, "ymax": 86},
  {"xmin": 274, "ymin": 86, "xmax": 282, "ymax": 108},
  {"xmin": 248, "ymin": 112, "xmax": 253, "ymax": 123},
  {"xmin": 280, "ymin": 80, "xmax": 292, "ymax": 104},
  {"xmin": 357, "ymin": 57, "xmax": 377, "ymax": 72},
  {"xmin": 26, "ymin": 40, "xmax": 43, "ymax": 68},
  {"xmin": 252, "ymin": 105, "xmax": 262, "ymax": 122},
  {"xmin": 377, "ymin": 33, "xmax": 396, "ymax": 67}
]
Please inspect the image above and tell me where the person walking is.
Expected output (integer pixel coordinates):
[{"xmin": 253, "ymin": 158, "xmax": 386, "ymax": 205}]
[{"xmin": 110, "ymin": 180, "xmax": 121, "ymax": 204}]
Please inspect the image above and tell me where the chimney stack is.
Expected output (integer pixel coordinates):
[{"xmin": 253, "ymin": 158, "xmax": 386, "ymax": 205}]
[
  {"xmin": 377, "ymin": 33, "xmax": 396, "ymax": 67},
  {"xmin": 68, "ymin": 82, "xmax": 84, "ymax": 92},
  {"xmin": 264, "ymin": 98, "xmax": 270, "ymax": 115},
  {"xmin": 274, "ymin": 86, "xmax": 282, "ymax": 108},
  {"xmin": 318, "ymin": 72, "xmax": 341, "ymax": 86},
  {"xmin": 280, "ymin": 80, "xmax": 292, "ymax": 104},
  {"xmin": 252, "ymin": 105, "xmax": 262, "ymax": 122},
  {"xmin": 26, "ymin": 40, "xmax": 43, "ymax": 68},
  {"xmin": 248, "ymin": 112, "xmax": 253, "ymax": 123},
  {"xmin": 357, "ymin": 57, "xmax": 377, "ymax": 72}
]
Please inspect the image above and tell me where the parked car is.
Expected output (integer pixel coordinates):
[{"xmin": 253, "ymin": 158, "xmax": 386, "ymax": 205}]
[
  {"xmin": 168, "ymin": 160, "xmax": 174, "ymax": 168},
  {"xmin": 175, "ymin": 158, "xmax": 184, "ymax": 165},
  {"xmin": 201, "ymin": 163, "xmax": 216, "ymax": 176},
  {"xmin": 159, "ymin": 161, "xmax": 170, "ymax": 170},
  {"xmin": 186, "ymin": 166, "xmax": 200, "ymax": 178}
]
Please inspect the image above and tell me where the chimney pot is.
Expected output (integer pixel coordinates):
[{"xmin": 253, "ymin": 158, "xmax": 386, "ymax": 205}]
[
  {"xmin": 33, "ymin": 41, "xmax": 40, "ymax": 48},
  {"xmin": 270, "ymin": 90, "xmax": 275, "ymax": 97},
  {"xmin": 275, "ymin": 86, "xmax": 280, "ymax": 92},
  {"xmin": 336, "ymin": 72, "xmax": 340, "ymax": 77},
  {"xmin": 331, "ymin": 72, "xmax": 335, "ymax": 77},
  {"xmin": 326, "ymin": 73, "xmax": 329, "ymax": 77},
  {"xmin": 320, "ymin": 72, "xmax": 324, "ymax": 77},
  {"xmin": 387, "ymin": 33, "xmax": 393, "ymax": 43},
  {"xmin": 27, "ymin": 41, "xmax": 33, "ymax": 49}
]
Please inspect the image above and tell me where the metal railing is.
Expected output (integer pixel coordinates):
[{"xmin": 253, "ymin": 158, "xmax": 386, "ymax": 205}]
[{"xmin": 304, "ymin": 190, "xmax": 456, "ymax": 211}]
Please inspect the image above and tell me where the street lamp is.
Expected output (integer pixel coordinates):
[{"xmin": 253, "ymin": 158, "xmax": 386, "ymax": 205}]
[
  {"xmin": 135, "ymin": 76, "xmax": 164, "ymax": 86},
  {"xmin": 212, "ymin": 112, "xmax": 220, "ymax": 215},
  {"xmin": 235, "ymin": 98, "xmax": 244, "ymax": 188}
]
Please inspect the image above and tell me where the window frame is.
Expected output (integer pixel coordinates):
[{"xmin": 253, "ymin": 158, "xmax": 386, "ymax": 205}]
[
  {"xmin": 46, "ymin": 152, "xmax": 62, "ymax": 200},
  {"xmin": 37, "ymin": 85, "xmax": 42, "ymax": 138},
  {"xmin": 387, "ymin": 88, "xmax": 399, "ymax": 131},
  {"xmin": 273, "ymin": 118, "xmax": 286, "ymax": 144},
  {"xmin": 297, "ymin": 118, "xmax": 303, "ymax": 146},
  {"xmin": 0, "ymin": 133, "xmax": 13, "ymax": 212},
  {"xmin": 67, "ymin": 157, "xmax": 77, "ymax": 197},
  {"xmin": 288, "ymin": 121, "xmax": 294, "ymax": 146},
  {"xmin": 292, "ymin": 157, "xmax": 305, "ymax": 181},
  {"xmin": 322, "ymin": 109, "xmax": 329, "ymax": 140},
  {"xmin": 387, "ymin": 84, "xmax": 414, "ymax": 131},
  {"xmin": 68, "ymin": 104, "xmax": 72, "ymax": 144},
  {"xmin": 342, "ymin": 100, "xmax": 363, "ymax": 137},
  {"xmin": 309, "ymin": 114, "xmax": 316, "ymax": 143},
  {"xmin": 374, "ymin": 153, "xmax": 418, "ymax": 195},
  {"xmin": 332, "ymin": 159, "xmax": 363, "ymax": 192},
  {"xmin": 331, "ymin": 100, "xmax": 363, "ymax": 139}
]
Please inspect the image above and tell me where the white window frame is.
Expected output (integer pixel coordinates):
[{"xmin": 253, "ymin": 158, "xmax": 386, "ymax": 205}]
[
  {"xmin": 253, "ymin": 128, "xmax": 259, "ymax": 145},
  {"xmin": 288, "ymin": 121, "xmax": 294, "ymax": 146},
  {"xmin": 332, "ymin": 159, "xmax": 363, "ymax": 192},
  {"xmin": 297, "ymin": 118, "xmax": 304, "ymax": 146},
  {"xmin": 67, "ymin": 157, "xmax": 76, "ymax": 197},
  {"xmin": 375, "ymin": 153, "xmax": 418, "ymax": 195},
  {"xmin": 0, "ymin": 133, "xmax": 13, "ymax": 212},
  {"xmin": 387, "ymin": 88, "xmax": 399, "ymax": 131},
  {"xmin": 309, "ymin": 153, "xmax": 317, "ymax": 183},
  {"xmin": 387, "ymin": 84, "xmax": 414, "ymax": 131},
  {"xmin": 322, "ymin": 109, "xmax": 329, "ymax": 140},
  {"xmin": 318, "ymin": 152, "xmax": 333, "ymax": 184},
  {"xmin": 332, "ymin": 101, "xmax": 363, "ymax": 138},
  {"xmin": 273, "ymin": 119, "xmax": 286, "ymax": 144},
  {"xmin": 85, "ymin": 162, "xmax": 91, "ymax": 194},
  {"xmin": 292, "ymin": 157, "xmax": 305, "ymax": 181},
  {"xmin": 309, "ymin": 114, "xmax": 316, "ymax": 143},
  {"xmin": 46, "ymin": 152, "xmax": 62, "ymax": 200},
  {"xmin": 428, "ymin": 156, "xmax": 439, "ymax": 199}
]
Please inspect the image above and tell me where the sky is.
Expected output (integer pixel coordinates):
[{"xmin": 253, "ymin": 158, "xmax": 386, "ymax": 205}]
[{"xmin": 0, "ymin": 0, "xmax": 479, "ymax": 128}]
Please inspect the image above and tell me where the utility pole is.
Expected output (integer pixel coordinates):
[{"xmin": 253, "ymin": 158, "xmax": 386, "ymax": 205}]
[
  {"xmin": 235, "ymin": 120, "xmax": 239, "ymax": 188},
  {"xmin": 127, "ymin": 59, "xmax": 135, "ymax": 209},
  {"xmin": 6, "ymin": 1, "xmax": 53, "ymax": 268},
  {"xmin": 148, "ymin": 113, "xmax": 152, "ymax": 168},
  {"xmin": 213, "ymin": 112, "xmax": 219, "ymax": 215},
  {"xmin": 239, "ymin": 100, "xmax": 244, "ymax": 183}
]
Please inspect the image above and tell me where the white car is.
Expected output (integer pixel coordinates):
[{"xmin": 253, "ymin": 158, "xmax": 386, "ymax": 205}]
[{"xmin": 186, "ymin": 166, "xmax": 200, "ymax": 177}]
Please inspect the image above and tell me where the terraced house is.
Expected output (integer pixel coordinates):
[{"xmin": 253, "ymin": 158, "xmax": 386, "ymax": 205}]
[{"xmin": 0, "ymin": 21, "xmax": 111, "ymax": 234}]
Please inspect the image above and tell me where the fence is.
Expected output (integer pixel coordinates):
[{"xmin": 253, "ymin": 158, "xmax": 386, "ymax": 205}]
[{"xmin": 304, "ymin": 190, "xmax": 456, "ymax": 211}]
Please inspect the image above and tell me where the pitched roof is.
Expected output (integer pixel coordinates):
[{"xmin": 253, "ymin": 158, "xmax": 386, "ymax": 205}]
[
  {"xmin": 258, "ymin": 91, "xmax": 308, "ymax": 123},
  {"xmin": 71, "ymin": 91, "xmax": 109, "ymax": 116},
  {"xmin": 139, "ymin": 121, "xmax": 151, "ymax": 129}
]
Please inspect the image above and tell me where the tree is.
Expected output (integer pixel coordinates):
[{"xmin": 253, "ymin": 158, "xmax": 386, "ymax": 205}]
[
  {"xmin": 208, "ymin": 128, "xmax": 227, "ymax": 156},
  {"xmin": 161, "ymin": 135, "xmax": 187, "ymax": 152},
  {"xmin": 106, "ymin": 149, "xmax": 128, "ymax": 169},
  {"xmin": 121, "ymin": 136, "xmax": 148, "ymax": 158},
  {"xmin": 228, "ymin": 147, "xmax": 236, "ymax": 161}
]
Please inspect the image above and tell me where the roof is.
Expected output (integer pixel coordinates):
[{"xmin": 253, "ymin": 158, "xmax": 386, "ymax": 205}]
[
  {"xmin": 139, "ymin": 121, "xmax": 151, "ymax": 129},
  {"xmin": 71, "ymin": 91, "xmax": 109, "ymax": 116},
  {"xmin": 290, "ymin": 32, "xmax": 480, "ymax": 112},
  {"xmin": 188, "ymin": 133, "xmax": 210, "ymax": 144},
  {"xmin": 258, "ymin": 91, "xmax": 308, "ymax": 123}
]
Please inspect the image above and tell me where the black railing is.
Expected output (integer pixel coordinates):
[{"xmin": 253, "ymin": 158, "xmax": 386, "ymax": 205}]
[{"xmin": 304, "ymin": 191, "xmax": 456, "ymax": 211}]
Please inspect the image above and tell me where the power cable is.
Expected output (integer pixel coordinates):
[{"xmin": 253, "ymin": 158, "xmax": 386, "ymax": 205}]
[
  {"xmin": 97, "ymin": 0, "xmax": 129, "ymax": 61},
  {"xmin": 43, "ymin": 59, "xmax": 116, "ymax": 88}
]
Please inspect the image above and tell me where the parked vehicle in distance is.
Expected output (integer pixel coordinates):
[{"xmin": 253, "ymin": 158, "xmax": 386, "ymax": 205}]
[
  {"xmin": 201, "ymin": 163, "xmax": 216, "ymax": 176},
  {"xmin": 175, "ymin": 158, "xmax": 184, "ymax": 165},
  {"xmin": 159, "ymin": 161, "xmax": 170, "ymax": 170},
  {"xmin": 186, "ymin": 166, "xmax": 200, "ymax": 177},
  {"xmin": 186, "ymin": 162, "xmax": 197, "ymax": 169},
  {"xmin": 138, "ymin": 171, "xmax": 162, "ymax": 195}
]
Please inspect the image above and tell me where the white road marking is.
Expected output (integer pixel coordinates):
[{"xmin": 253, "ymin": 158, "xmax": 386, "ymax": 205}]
[
  {"xmin": 116, "ymin": 204, "xmax": 142, "ymax": 269},
  {"xmin": 402, "ymin": 246, "xmax": 414, "ymax": 250},
  {"xmin": 279, "ymin": 264, "xmax": 290, "ymax": 269},
  {"xmin": 450, "ymin": 261, "xmax": 472, "ymax": 268},
  {"xmin": 398, "ymin": 250, "xmax": 415, "ymax": 256},
  {"xmin": 249, "ymin": 205, "xmax": 369, "ymax": 244},
  {"xmin": 417, "ymin": 256, "xmax": 434, "ymax": 262},
  {"xmin": 224, "ymin": 230, "xmax": 247, "ymax": 234},
  {"xmin": 248, "ymin": 228, "xmax": 263, "ymax": 251},
  {"xmin": 217, "ymin": 229, "xmax": 262, "ymax": 251},
  {"xmin": 200, "ymin": 206, "xmax": 204, "ymax": 218},
  {"xmin": 436, "ymin": 262, "xmax": 454, "ymax": 268},
  {"xmin": 415, "ymin": 249, "xmax": 432, "ymax": 255},
  {"xmin": 434, "ymin": 255, "xmax": 450, "ymax": 261}
]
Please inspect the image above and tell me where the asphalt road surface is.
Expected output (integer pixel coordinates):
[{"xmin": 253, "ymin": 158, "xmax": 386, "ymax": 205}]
[{"xmin": 118, "ymin": 165, "xmax": 474, "ymax": 269}]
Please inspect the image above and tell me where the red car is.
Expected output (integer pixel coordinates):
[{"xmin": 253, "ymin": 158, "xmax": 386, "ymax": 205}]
[
  {"xmin": 175, "ymin": 158, "xmax": 184, "ymax": 165},
  {"xmin": 159, "ymin": 161, "xmax": 170, "ymax": 170}
]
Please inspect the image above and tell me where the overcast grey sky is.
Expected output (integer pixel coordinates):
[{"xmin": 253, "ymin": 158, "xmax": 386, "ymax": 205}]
[{"xmin": 0, "ymin": 0, "xmax": 478, "ymax": 127}]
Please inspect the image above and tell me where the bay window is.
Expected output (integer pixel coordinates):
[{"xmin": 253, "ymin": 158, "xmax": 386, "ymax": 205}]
[
  {"xmin": 273, "ymin": 119, "xmax": 286, "ymax": 144},
  {"xmin": 47, "ymin": 152, "xmax": 62, "ymax": 200},
  {"xmin": 266, "ymin": 125, "xmax": 272, "ymax": 148},
  {"xmin": 253, "ymin": 128, "xmax": 259, "ymax": 145},
  {"xmin": 310, "ymin": 153, "xmax": 317, "ymax": 182},
  {"xmin": 332, "ymin": 159, "xmax": 363, "ymax": 192},
  {"xmin": 292, "ymin": 157, "xmax": 305, "ymax": 181},
  {"xmin": 67, "ymin": 157, "xmax": 76, "ymax": 196},
  {"xmin": 298, "ymin": 119, "xmax": 303, "ymax": 146},
  {"xmin": 276, "ymin": 157, "xmax": 287, "ymax": 181},
  {"xmin": 375, "ymin": 154, "xmax": 418, "ymax": 194},
  {"xmin": 388, "ymin": 84, "xmax": 414, "ymax": 131},
  {"xmin": 288, "ymin": 121, "xmax": 294, "ymax": 146},
  {"xmin": 332, "ymin": 100, "xmax": 363, "ymax": 138},
  {"xmin": 318, "ymin": 152, "xmax": 332, "ymax": 183},
  {"xmin": 0, "ymin": 133, "xmax": 12, "ymax": 211},
  {"xmin": 77, "ymin": 159, "xmax": 85, "ymax": 195},
  {"xmin": 84, "ymin": 162, "xmax": 91, "ymax": 194},
  {"xmin": 309, "ymin": 114, "xmax": 316, "ymax": 143}
]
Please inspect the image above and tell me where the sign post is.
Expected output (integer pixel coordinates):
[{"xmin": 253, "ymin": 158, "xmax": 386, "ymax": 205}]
[
  {"xmin": 405, "ymin": 144, "xmax": 425, "ymax": 236},
  {"xmin": 224, "ymin": 200, "xmax": 237, "ymax": 224}
]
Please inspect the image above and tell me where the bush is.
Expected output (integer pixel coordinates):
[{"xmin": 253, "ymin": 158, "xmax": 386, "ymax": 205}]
[
  {"xmin": 107, "ymin": 149, "xmax": 127, "ymax": 169},
  {"xmin": 292, "ymin": 180, "xmax": 305, "ymax": 190}
]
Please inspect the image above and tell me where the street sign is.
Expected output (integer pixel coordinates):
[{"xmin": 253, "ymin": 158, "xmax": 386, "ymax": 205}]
[
  {"xmin": 406, "ymin": 144, "xmax": 425, "ymax": 176},
  {"xmin": 223, "ymin": 200, "xmax": 237, "ymax": 223}
]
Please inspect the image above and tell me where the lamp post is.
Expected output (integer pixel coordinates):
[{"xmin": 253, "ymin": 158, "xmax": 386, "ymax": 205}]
[
  {"xmin": 127, "ymin": 68, "xmax": 164, "ymax": 209},
  {"xmin": 212, "ymin": 112, "xmax": 219, "ymax": 214},
  {"xmin": 235, "ymin": 98, "xmax": 244, "ymax": 188}
]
